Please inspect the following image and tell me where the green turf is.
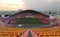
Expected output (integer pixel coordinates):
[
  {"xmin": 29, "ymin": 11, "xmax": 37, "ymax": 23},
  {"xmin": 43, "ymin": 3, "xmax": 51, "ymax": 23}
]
[
  {"xmin": 17, "ymin": 18, "xmax": 42, "ymax": 24},
  {"xmin": 11, "ymin": 18, "xmax": 48, "ymax": 28}
]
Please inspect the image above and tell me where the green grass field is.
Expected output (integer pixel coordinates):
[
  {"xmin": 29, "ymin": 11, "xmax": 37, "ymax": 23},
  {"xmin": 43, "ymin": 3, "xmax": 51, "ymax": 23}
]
[
  {"xmin": 11, "ymin": 18, "xmax": 48, "ymax": 28},
  {"xmin": 17, "ymin": 18, "xmax": 42, "ymax": 24}
]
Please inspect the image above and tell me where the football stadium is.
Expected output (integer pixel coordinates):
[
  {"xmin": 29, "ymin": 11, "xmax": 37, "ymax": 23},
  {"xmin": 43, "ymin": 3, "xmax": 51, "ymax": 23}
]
[
  {"xmin": 1, "ymin": 10, "xmax": 58, "ymax": 28},
  {"xmin": 0, "ymin": 10, "xmax": 60, "ymax": 37},
  {"xmin": 0, "ymin": 0, "xmax": 60, "ymax": 37}
]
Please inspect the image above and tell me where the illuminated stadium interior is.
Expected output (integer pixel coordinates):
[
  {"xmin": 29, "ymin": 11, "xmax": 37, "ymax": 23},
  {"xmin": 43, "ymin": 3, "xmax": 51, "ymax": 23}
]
[
  {"xmin": 8, "ymin": 18, "xmax": 49, "ymax": 28},
  {"xmin": 0, "ymin": 10, "xmax": 58, "ymax": 28},
  {"xmin": 6, "ymin": 10, "xmax": 51, "ymax": 28}
]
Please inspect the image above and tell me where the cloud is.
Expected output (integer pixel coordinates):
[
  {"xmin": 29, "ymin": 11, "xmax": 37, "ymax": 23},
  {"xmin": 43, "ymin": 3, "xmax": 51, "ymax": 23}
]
[
  {"xmin": 0, "ymin": 0, "xmax": 26, "ymax": 11},
  {"xmin": 0, "ymin": 0, "xmax": 60, "ymax": 11},
  {"xmin": 48, "ymin": 0, "xmax": 60, "ymax": 3},
  {"xmin": 24, "ymin": 0, "xmax": 60, "ymax": 11}
]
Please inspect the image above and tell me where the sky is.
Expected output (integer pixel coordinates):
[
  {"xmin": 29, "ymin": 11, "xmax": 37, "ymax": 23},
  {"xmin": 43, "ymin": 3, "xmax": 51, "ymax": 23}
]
[{"xmin": 0, "ymin": 0, "xmax": 60, "ymax": 11}]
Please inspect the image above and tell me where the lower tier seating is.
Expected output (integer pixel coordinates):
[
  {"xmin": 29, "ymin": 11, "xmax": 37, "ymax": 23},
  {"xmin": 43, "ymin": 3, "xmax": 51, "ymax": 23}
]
[{"xmin": 0, "ymin": 28, "xmax": 60, "ymax": 37}]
